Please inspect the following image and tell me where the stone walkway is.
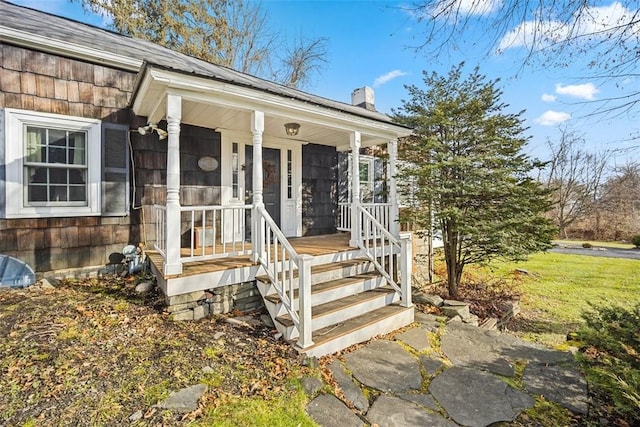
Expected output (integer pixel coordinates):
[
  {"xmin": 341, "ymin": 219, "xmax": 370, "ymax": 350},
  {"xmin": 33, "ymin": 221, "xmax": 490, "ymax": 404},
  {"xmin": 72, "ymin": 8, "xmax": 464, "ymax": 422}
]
[{"xmin": 305, "ymin": 312, "xmax": 588, "ymax": 427}]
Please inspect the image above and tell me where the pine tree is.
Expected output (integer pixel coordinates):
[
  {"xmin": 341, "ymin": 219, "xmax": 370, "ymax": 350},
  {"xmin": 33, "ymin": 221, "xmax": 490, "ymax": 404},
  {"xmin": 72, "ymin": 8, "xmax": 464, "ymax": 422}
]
[{"xmin": 393, "ymin": 64, "xmax": 555, "ymax": 298}]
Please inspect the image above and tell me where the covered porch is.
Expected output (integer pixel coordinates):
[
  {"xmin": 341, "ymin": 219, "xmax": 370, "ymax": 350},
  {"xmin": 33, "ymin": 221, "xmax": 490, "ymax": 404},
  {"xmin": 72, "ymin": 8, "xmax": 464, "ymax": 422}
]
[{"xmin": 131, "ymin": 62, "xmax": 414, "ymax": 355}]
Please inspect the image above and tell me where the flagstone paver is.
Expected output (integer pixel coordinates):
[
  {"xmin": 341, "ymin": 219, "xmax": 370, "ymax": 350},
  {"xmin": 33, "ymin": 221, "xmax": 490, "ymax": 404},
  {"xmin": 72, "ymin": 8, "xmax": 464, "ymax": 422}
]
[
  {"xmin": 366, "ymin": 395, "xmax": 457, "ymax": 427},
  {"xmin": 309, "ymin": 315, "xmax": 589, "ymax": 427},
  {"xmin": 343, "ymin": 340, "xmax": 422, "ymax": 393}
]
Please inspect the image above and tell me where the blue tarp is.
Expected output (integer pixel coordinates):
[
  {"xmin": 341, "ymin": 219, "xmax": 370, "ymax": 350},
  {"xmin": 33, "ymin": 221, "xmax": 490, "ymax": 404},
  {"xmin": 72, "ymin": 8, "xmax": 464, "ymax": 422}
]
[{"xmin": 0, "ymin": 254, "xmax": 36, "ymax": 288}]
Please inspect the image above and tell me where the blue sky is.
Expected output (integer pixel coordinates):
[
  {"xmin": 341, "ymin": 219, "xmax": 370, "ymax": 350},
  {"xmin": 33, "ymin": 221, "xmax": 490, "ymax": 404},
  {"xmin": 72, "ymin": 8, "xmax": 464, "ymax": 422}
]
[{"xmin": 10, "ymin": 0, "xmax": 640, "ymax": 164}]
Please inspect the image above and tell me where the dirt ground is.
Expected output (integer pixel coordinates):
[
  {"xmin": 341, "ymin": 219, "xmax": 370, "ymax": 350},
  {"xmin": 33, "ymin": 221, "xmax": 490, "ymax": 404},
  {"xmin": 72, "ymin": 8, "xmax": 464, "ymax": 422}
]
[{"xmin": 0, "ymin": 276, "xmax": 306, "ymax": 426}]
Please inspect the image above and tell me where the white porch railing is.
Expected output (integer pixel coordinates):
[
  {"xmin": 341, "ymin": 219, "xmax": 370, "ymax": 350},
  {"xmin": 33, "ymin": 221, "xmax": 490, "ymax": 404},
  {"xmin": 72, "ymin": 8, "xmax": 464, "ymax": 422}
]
[
  {"xmin": 255, "ymin": 205, "xmax": 313, "ymax": 349},
  {"xmin": 153, "ymin": 204, "xmax": 253, "ymax": 263},
  {"xmin": 181, "ymin": 205, "xmax": 252, "ymax": 262},
  {"xmin": 338, "ymin": 202, "xmax": 391, "ymax": 233},
  {"xmin": 154, "ymin": 205, "xmax": 167, "ymax": 258},
  {"xmin": 358, "ymin": 206, "xmax": 412, "ymax": 308}
]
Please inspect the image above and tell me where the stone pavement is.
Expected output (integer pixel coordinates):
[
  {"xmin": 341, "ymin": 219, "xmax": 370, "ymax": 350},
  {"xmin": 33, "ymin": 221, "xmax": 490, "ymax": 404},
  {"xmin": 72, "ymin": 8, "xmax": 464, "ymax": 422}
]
[{"xmin": 305, "ymin": 312, "xmax": 588, "ymax": 427}]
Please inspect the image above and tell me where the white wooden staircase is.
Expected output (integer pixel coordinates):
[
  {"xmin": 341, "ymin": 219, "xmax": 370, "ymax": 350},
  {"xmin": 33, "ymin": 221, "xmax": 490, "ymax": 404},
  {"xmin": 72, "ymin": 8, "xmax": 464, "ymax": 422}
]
[{"xmin": 256, "ymin": 249, "xmax": 414, "ymax": 358}]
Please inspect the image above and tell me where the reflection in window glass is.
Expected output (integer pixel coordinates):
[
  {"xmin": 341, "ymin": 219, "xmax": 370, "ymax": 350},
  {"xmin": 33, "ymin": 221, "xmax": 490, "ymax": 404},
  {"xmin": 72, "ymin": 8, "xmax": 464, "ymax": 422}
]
[
  {"xmin": 232, "ymin": 142, "xmax": 239, "ymax": 198},
  {"xmin": 23, "ymin": 125, "xmax": 87, "ymax": 205},
  {"xmin": 287, "ymin": 149, "xmax": 292, "ymax": 199}
]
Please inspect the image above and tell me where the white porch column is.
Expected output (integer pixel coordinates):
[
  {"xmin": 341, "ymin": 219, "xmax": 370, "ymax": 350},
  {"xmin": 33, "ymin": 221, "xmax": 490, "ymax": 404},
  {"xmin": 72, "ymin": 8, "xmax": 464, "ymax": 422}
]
[
  {"xmin": 349, "ymin": 131, "xmax": 361, "ymax": 247},
  {"xmin": 164, "ymin": 93, "xmax": 183, "ymax": 276},
  {"xmin": 251, "ymin": 111, "xmax": 265, "ymax": 261},
  {"xmin": 388, "ymin": 139, "xmax": 400, "ymax": 237}
]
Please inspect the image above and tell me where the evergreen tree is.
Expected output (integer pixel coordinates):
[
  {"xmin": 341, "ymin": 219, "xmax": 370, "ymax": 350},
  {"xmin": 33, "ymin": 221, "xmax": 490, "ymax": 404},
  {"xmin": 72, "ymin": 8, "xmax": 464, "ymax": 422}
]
[{"xmin": 393, "ymin": 64, "xmax": 555, "ymax": 298}]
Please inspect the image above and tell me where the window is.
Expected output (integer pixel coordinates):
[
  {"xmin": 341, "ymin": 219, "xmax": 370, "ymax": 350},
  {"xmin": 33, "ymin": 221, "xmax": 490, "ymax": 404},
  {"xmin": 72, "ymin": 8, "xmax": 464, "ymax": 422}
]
[
  {"xmin": 232, "ymin": 142, "xmax": 239, "ymax": 198},
  {"xmin": 24, "ymin": 125, "xmax": 88, "ymax": 205},
  {"xmin": 287, "ymin": 149, "xmax": 292, "ymax": 199},
  {"xmin": 3, "ymin": 109, "xmax": 102, "ymax": 218}
]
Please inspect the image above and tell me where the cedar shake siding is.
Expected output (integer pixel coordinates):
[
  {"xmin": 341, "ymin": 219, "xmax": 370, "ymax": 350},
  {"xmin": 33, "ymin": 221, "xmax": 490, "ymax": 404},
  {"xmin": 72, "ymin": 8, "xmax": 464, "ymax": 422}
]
[
  {"xmin": 0, "ymin": 43, "xmax": 222, "ymax": 274},
  {"xmin": 302, "ymin": 143, "xmax": 338, "ymax": 236}
]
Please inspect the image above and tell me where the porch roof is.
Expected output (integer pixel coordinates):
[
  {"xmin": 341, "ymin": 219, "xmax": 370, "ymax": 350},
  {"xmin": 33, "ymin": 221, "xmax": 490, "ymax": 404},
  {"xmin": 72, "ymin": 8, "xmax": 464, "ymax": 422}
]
[{"xmin": 131, "ymin": 63, "xmax": 413, "ymax": 148}]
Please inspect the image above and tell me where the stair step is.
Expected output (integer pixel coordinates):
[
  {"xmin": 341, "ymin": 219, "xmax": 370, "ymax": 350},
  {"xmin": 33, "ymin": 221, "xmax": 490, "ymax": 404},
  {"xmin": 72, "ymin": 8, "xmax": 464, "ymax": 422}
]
[
  {"xmin": 298, "ymin": 304, "xmax": 414, "ymax": 357},
  {"xmin": 256, "ymin": 258, "xmax": 372, "ymax": 286},
  {"xmin": 263, "ymin": 271, "xmax": 382, "ymax": 305},
  {"xmin": 275, "ymin": 287, "xmax": 395, "ymax": 328}
]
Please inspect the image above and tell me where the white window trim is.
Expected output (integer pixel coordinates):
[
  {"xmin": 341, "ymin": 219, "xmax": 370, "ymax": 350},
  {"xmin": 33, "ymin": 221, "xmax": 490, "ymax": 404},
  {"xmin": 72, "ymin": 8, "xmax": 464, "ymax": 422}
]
[{"xmin": 4, "ymin": 108, "xmax": 101, "ymax": 218}]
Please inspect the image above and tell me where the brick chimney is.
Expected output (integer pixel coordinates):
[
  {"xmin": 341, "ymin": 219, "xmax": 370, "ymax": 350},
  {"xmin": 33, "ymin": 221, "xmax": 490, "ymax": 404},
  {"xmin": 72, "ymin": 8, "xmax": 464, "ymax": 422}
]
[{"xmin": 351, "ymin": 86, "xmax": 375, "ymax": 111}]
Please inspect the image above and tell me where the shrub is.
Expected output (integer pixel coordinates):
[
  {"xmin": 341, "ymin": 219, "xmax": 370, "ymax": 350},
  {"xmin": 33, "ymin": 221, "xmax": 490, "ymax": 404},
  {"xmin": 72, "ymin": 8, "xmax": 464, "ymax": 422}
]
[
  {"xmin": 631, "ymin": 235, "xmax": 640, "ymax": 248},
  {"xmin": 576, "ymin": 303, "xmax": 640, "ymax": 423},
  {"xmin": 581, "ymin": 242, "xmax": 593, "ymax": 248}
]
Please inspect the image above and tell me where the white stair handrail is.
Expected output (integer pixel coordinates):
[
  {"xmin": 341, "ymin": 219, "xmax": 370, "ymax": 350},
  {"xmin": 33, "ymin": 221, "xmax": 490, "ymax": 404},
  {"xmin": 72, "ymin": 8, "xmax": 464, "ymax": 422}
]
[
  {"xmin": 255, "ymin": 205, "xmax": 313, "ymax": 348},
  {"xmin": 357, "ymin": 206, "xmax": 412, "ymax": 308}
]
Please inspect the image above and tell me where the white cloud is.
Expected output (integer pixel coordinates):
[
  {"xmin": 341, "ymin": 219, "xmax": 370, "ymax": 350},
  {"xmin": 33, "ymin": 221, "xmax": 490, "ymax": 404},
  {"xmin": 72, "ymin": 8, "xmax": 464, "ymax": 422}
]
[
  {"xmin": 555, "ymin": 83, "xmax": 599, "ymax": 100},
  {"xmin": 374, "ymin": 70, "xmax": 408, "ymax": 87},
  {"xmin": 541, "ymin": 93, "xmax": 556, "ymax": 102},
  {"xmin": 498, "ymin": 2, "xmax": 640, "ymax": 51},
  {"xmin": 535, "ymin": 110, "xmax": 571, "ymax": 126}
]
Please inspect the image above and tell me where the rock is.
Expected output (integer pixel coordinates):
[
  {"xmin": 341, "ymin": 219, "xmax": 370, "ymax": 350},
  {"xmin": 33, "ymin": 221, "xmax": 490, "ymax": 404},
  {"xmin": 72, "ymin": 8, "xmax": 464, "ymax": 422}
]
[
  {"xmin": 166, "ymin": 291, "xmax": 206, "ymax": 306},
  {"xmin": 430, "ymin": 367, "xmax": 534, "ymax": 427},
  {"xmin": 396, "ymin": 327, "xmax": 431, "ymax": 352},
  {"xmin": 462, "ymin": 314, "xmax": 479, "ymax": 327},
  {"xmin": 329, "ymin": 360, "xmax": 369, "ymax": 411},
  {"xmin": 397, "ymin": 393, "xmax": 440, "ymax": 412},
  {"xmin": 202, "ymin": 366, "xmax": 214, "ymax": 374},
  {"xmin": 367, "ymin": 395, "xmax": 456, "ymax": 427},
  {"xmin": 479, "ymin": 317, "xmax": 498, "ymax": 330},
  {"xmin": 157, "ymin": 384, "xmax": 207, "ymax": 414},
  {"xmin": 414, "ymin": 293, "xmax": 444, "ymax": 307},
  {"xmin": 167, "ymin": 302, "xmax": 198, "ymax": 313},
  {"xmin": 135, "ymin": 281, "xmax": 154, "ymax": 293},
  {"xmin": 260, "ymin": 314, "xmax": 275, "ymax": 328},
  {"xmin": 193, "ymin": 304, "xmax": 209, "ymax": 320},
  {"xmin": 170, "ymin": 310, "xmax": 194, "ymax": 321},
  {"xmin": 213, "ymin": 331, "xmax": 225, "ymax": 340},
  {"xmin": 225, "ymin": 317, "xmax": 253, "ymax": 328},
  {"xmin": 39, "ymin": 278, "xmax": 55, "ymax": 289},
  {"xmin": 306, "ymin": 394, "xmax": 362, "ymax": 427},
  {"xmin": 446, "ymin": 315, "xmax": 462, "ymax": 323},
  {"xmin": 443, "ymin": 299, "xmax": 468, "ymax": 306},
  {"xmin": 128, "ymin": 410, "xmax": 143, "ymax": 422},
  {"xmin": 523, "ymin": 364, "xmax": 588, "ymax": 414},
  {"xmin": 300, "ymin": 376, "xmax": 323, "ymax": 397},
  {"xmin": 442, "ymin": 304, "xmax": 470, "ymax": 319},
  {"xmin": 344, "ymin": 340, "xmax": 422, "ymax": 393},
  {"xmin": 419, "ymin": 355, "xmax": 444, "ymax": 376}
]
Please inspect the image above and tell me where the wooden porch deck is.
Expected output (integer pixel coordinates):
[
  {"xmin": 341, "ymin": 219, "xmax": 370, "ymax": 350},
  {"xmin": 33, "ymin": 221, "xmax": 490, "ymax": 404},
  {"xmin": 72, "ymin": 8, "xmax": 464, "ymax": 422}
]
[{"xmin": 147, "ymin": 233, "xmax": 353, "ymax": 281}]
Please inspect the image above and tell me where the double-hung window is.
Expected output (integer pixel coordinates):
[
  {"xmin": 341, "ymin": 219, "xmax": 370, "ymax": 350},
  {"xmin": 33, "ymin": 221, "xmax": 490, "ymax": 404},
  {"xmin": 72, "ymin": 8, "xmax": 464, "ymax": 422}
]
[{"xmin": 3, "ymin": 109, "xmax": 102, "ymax": 218}]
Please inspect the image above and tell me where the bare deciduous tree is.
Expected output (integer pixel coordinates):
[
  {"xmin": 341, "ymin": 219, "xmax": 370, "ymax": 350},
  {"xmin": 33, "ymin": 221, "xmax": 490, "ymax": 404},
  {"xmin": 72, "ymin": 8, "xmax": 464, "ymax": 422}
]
[
  {"xmin": 409, "ymin": 0, "xmax": 640, "ymax": 115},
  {"xmin": 77, "ymin": 0, "xmax": 327, "ymax": 89},
  {"xmin": 542, "ymin": 127, "xmax": 610, "ymax": 237}
]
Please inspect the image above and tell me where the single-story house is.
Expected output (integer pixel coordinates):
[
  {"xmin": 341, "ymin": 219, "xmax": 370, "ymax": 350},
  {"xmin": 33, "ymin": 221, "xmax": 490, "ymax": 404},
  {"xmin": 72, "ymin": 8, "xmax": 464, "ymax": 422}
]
[{"xmin": 0, "ymin": 1, "xmax": 414, "ymax": 356}]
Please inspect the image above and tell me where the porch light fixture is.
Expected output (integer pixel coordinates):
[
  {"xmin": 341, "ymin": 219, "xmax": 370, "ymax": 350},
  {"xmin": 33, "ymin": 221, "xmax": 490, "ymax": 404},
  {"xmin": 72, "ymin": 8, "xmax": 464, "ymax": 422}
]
[{"xmin": 284, "ymin": 122, "xmax": 300, "ymax": 136}]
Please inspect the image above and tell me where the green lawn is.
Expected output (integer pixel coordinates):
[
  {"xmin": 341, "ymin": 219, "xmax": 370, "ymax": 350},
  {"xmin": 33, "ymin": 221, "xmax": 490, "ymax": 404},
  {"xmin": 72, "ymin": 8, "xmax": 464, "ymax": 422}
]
[{"xmin": 489, "ymin": 252, "xmax": 640, "ymax": 346}]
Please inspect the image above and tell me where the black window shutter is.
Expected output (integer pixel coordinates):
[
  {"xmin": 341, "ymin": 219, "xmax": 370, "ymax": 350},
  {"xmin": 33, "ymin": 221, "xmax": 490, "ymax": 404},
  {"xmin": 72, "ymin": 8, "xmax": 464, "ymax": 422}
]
[{"xmin": 102, "ymin": 123, "xmax": 130, "ymax": 216}]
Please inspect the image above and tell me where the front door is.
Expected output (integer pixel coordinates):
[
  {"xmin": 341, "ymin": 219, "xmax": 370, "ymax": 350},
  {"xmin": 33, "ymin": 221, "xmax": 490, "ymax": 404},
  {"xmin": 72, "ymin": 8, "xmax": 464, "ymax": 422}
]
[{"xmin": 245, "ymin": 146, "xmax": 281, "ymax": 238}]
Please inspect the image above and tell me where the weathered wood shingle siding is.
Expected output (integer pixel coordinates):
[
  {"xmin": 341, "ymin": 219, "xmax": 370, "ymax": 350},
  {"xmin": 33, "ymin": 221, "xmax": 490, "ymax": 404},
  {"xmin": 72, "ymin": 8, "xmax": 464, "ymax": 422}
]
[
  {"xmin": 0, "ymin": 44, "xmax": 134, "ymax": 122},
  {"xmin": 0, "ymin": 44, "xmax": 137, "ymax": 273},
  {"xmin": 302, "ymin": 143, "xmax": 338, "ymax": 235},
  {"xmin": 0, "ymin": 44, "xmax": 224, "ymax": 274}
]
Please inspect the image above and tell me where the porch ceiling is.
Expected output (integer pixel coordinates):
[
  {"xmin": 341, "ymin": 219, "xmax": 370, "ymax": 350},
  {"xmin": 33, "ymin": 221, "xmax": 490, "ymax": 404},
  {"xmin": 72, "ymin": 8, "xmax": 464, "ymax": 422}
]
[{"xmin": 131, "ymin": 66, "xmax": 412, "ymax": 149}]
